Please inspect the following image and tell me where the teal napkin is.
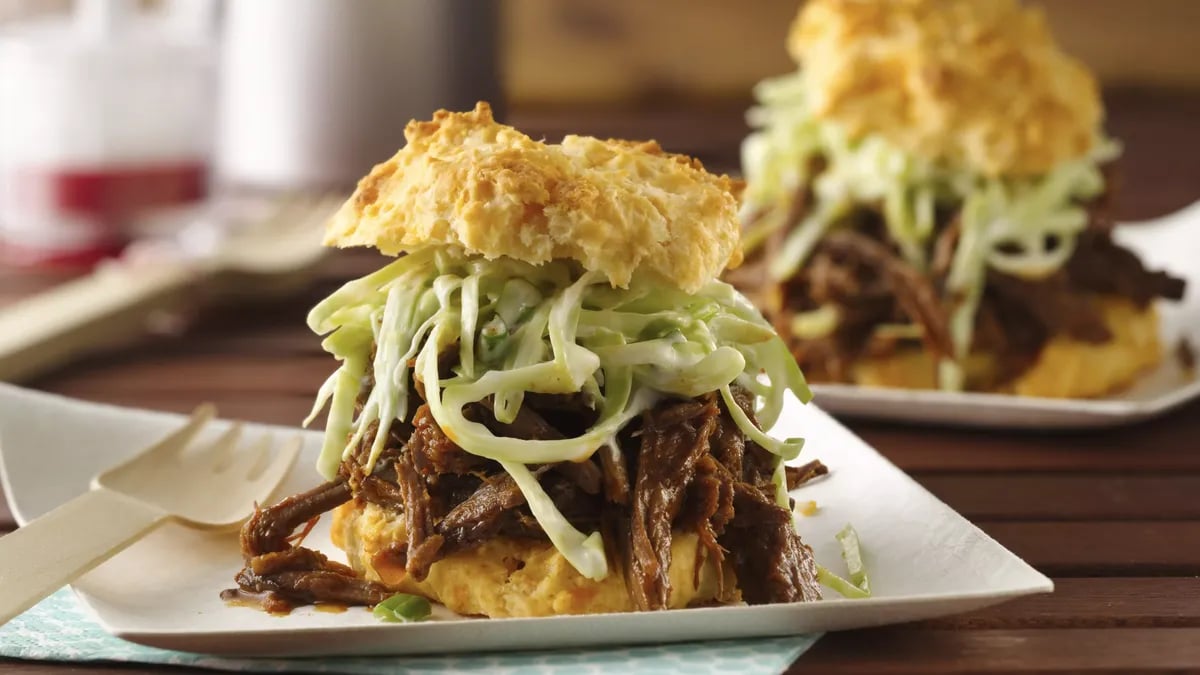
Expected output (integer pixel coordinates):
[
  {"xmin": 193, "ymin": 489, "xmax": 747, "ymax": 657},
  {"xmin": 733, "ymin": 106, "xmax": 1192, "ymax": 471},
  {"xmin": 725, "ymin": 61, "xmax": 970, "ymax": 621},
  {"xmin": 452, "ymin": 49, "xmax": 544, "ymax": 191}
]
[{"xmin": 0, "ymin": 590, "xmax": 820, "ymax": 674}]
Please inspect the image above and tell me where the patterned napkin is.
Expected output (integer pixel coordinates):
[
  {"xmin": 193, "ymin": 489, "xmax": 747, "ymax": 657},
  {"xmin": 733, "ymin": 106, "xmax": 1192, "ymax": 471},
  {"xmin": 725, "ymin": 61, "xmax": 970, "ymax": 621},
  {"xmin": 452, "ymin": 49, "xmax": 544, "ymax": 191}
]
[{"xmin": 0, "ymin": 590, "xmax": 820, "ymax": 674}]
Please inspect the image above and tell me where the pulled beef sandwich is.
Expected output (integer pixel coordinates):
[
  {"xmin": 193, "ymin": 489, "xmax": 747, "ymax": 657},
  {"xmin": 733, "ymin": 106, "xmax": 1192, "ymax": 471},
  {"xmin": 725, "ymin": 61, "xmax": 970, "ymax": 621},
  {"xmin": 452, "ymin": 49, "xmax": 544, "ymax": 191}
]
[
  {"xmin": 231, "ymin": 103, "xmax": 823, "ymax": 618},
  {"xmin": 730, "ymin": 0, "xmax": 1185, "ymax": 398}
]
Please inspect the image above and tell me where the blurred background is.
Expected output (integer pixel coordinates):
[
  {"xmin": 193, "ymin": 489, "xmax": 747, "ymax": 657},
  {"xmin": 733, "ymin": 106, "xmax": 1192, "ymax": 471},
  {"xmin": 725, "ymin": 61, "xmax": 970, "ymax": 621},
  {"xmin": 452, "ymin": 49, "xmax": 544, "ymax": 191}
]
[
  {"xmin": 1, "ymin": 0, "xmax": 1197, "ymax": 269},
  {"xmin": 0, "ymin": 0, "xmax": 1196, "ymax": 387}
]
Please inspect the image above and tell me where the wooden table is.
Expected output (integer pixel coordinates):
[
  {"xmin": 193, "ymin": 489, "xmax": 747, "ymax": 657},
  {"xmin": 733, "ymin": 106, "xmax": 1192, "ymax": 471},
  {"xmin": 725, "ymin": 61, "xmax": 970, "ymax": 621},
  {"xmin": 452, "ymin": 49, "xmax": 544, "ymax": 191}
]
[{"xmin": 2, "ymin": 91, "xmax": 1199, "ymax": 673}]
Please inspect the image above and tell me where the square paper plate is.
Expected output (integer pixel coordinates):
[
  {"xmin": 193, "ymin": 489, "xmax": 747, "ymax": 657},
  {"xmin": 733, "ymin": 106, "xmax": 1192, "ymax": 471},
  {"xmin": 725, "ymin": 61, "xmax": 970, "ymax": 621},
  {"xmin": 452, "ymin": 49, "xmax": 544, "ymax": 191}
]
[
  {"xmin": 812, "ymin": 201, "xmax": 1200, "ymax": 429},
  {"xmin": 0, "ymin": 384, "xmax": 1051, "ymax": 657}
]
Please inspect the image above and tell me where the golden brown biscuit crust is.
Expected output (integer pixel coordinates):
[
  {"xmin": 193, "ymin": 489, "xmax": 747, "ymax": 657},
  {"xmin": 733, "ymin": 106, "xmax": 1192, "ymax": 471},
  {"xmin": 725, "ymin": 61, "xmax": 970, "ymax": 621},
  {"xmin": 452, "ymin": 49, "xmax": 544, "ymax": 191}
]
[
  {"xmin": 331, "ymin": 501, "xmax": 736, "ymax": 618},
  {"xmin": 788, "ymin": 0, "xmax": 1101, "ymax": 176},
  {"xmin": 325, "ymin": 102, "xmax": 743, "ymax": 293}
]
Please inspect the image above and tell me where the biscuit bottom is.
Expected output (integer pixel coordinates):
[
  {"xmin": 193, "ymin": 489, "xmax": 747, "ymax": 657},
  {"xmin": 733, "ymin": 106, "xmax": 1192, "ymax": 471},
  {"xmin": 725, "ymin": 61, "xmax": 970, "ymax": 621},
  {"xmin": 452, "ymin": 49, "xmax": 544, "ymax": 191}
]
[
  {"xmin": 331, "ymin": 501, "xmax": 736, "ymax": 617},
  {"xmin": 850, "ymin": 298, "xmax": 1162, "ymax": 398}
]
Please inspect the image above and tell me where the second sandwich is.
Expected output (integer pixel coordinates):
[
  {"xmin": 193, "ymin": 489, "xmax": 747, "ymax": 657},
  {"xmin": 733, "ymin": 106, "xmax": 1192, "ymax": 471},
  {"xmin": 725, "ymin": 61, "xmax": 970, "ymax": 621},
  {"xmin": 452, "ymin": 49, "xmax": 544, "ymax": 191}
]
[{"xmin": 734, "ymin": 0, "xmax": 1185, "ymax": 398}]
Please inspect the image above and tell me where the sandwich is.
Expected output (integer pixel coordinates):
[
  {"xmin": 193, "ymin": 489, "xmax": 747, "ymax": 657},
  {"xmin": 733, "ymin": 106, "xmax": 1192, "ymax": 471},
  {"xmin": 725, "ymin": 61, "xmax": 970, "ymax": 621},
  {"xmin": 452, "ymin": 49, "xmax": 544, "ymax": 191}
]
[
  {"xmin": 228, "ymin": 103, "xmax": 824, "ymax": 618},
  {"xmin": 732, "ymin": 0, "xmax": 1185, "ymax": 397}
]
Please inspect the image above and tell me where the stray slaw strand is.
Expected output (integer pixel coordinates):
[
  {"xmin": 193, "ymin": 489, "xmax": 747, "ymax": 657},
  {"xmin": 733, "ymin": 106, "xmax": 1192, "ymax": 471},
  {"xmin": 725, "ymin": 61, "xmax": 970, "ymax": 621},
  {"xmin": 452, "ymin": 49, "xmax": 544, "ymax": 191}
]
[
  {"xmin": 816, "ymin": 564, "xmax": 870, "ymax": 600},
  {"xmin": 836, "ymin": 523, "xmax": 871, "ymax": 596},
  {"xmin": 816, "ymin": 523, "xmax": 871, "ymax": 599}
]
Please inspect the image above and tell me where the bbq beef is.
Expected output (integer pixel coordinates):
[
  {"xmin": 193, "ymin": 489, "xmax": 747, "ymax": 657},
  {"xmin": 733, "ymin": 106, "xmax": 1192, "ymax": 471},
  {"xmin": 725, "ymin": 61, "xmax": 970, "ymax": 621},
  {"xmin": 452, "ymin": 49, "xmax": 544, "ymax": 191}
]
[
  {"xmin": 786, "ymin": 460, "xmax": 829, "ymax": 490},
  {"xmin": 722, "ymin": 482, "xmax": 822, "ymax": 603},
  {"xmin": 745, "ymin": 163, "xmax": 1187, "ymax": 387},
  {"xmin": 232, "ymin": 381, "xmax": 823, "ymax": 610},
  {"xmin": 393, "ymin": 437, "xmax": 445, "ymax": 581},
  {"xmin": 820, "ymin": 230, "xmax": 954, "ymax": 359},
  {"xmin": 437, "ymin": 473, "xmax": 528, "ymax": 547},
  {"xmin": 231, "ymin": 478, "xmax": 393, "ymax": 609},
  {"xmin": 1067, "ymin": 229, "xmax": 1186, "ymax": 305},
  {"xmin": 241, "ymin": 479, "xmax": 352, "ymax": 555},
  {"xmin": 626, "ymin": 396, "xmax": 721, "ymax": 610}
]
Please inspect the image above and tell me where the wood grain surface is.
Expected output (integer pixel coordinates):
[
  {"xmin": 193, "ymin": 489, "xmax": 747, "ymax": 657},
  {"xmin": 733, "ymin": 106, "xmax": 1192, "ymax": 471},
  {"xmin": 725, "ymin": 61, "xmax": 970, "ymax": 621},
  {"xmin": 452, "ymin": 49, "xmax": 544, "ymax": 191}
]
[
  {"xmin": 0, "ymin": 90, "xmax": 1198, "ymax": 673},
  {"xmin": 504, "ymin": 0, "xmax": 1200, "ymax": 105}
]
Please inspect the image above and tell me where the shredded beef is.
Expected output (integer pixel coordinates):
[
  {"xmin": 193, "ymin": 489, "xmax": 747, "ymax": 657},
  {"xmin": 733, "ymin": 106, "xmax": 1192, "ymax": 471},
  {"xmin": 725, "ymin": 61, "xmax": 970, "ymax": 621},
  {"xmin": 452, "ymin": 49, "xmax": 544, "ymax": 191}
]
[
  {"xmin": 478, "ymin": 397, "xmax": 603, "ymax": 494},
  {"xmin": 523, "ymin": 392, "xmax": 600, "ymax": 435},
  {"xmin": 231, "ymin": 478, "xmax": 391, "ymax": 609},
  {"xmin": 682, "ymin": 455, "xmax": 735, "ymax": 598},
  {"xmin": 600, "ymin": 445, "xmax": 631, "ymax": 505},
  {"xmin": 355, "ymin": 474, "xmax": 404, "ymax": 510},
  {"xmin": 241, "ymin": 479, "xmax": 351, "ymax": 556},
  {"xmin": 233, "ymin": 547, "xmax": 390, "ymax": 607},
  {"xmin": 478, "ymin": 397, "xmax": 564, "ymax": 440},
  {"xmin": 437, "ymin": 473, "xmax": 529, "ymax": 547},
  {"xmin": 986, "ymin": 270, "xmax": 1111, "ymax": 343},
  {"xmin": 409, "ymin": 405, "xmax": 482, "ymax": 476},
  {"xmin": 724, "ymin": 387, "xmax": 777, "ymax": 488},
  {"xmin": 821, "ymin": 230, "xmax": 954, "ymax": 359},
  {"xmin": 780, "ymin": 226, "xmax": 953, "ymax": 382},
  {"xmin": 930, "ymin": 215, "xmax": 961, "ymax": 281},
  {"xmin": 1068, "ymin": 230, "xmax": 1186, "ymax": 305},
  {"xmin": 627, "ymin": 396, "xmax": 721, "ymax": 610},
  {"xmin": 721, "ymin": 482, "xmax": 822, "ymax": 604},
  {"xmin": 785, "ymin": 459, "xmax": 829, "ymax": 490},
  {"xmin": 762, "ymin": 183, "xmax": 1185, "ymax": 387},
  {"xmin": 708, "ymin": 395, "xmax": 746, "ymax": 478},
  {"xmin": 234, "ymin": 377, "xmax": 825, "ymax": 611},
  {"xmin": 394, "ymin": 435, "xmax": 445, "ymax": 581}
]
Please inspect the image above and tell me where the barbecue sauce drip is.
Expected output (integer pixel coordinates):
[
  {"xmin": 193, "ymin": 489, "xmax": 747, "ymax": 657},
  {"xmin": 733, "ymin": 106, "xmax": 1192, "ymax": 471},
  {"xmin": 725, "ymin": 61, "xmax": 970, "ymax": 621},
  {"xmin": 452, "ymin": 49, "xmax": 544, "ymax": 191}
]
[{"xmin": 219, "ymin": 588, "xmax": 295, "ymax": 616}]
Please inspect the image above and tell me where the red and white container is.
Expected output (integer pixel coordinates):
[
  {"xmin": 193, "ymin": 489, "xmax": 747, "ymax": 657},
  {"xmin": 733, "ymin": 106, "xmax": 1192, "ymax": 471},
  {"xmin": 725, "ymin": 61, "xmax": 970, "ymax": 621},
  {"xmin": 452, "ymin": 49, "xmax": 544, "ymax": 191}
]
[{"xmin": 0, "ymin": 0, "xmax": 214, "ymax": 268}]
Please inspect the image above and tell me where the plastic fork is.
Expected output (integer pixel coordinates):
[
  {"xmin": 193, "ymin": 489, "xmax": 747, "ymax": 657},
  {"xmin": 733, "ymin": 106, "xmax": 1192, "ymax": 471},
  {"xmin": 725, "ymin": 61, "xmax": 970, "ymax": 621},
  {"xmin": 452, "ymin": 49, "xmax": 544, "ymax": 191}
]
[
  {"xmin": 0, "ymin": 405, "xmax": 300, "ymax": 625},
  {"xmin": 0, "ymin": 191, "xmax": 344, "ymax": 383}
]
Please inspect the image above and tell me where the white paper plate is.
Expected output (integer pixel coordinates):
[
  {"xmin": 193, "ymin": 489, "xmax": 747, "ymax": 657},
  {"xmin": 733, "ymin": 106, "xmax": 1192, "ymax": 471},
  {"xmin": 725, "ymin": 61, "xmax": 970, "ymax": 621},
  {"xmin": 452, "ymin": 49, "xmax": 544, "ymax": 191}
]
[
  {"xmin": 812, "ymin": 201, "xmax": 1200, "ymax": 429},
  {"xmin": 0, "ymin": 384, "xmax": 1051, "ymax": 657}
]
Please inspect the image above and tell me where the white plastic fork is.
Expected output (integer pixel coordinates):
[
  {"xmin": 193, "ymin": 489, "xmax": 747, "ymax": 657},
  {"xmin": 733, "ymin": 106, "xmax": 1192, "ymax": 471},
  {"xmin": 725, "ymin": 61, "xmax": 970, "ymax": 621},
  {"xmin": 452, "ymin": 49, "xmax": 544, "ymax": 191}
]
[
  {"xmin": 0, "ymin": 405, "xmax": 300, "ymax": 625},
  {"xmin": 0, "ymin": 191, "xmax": 344, "ymax": 383}
]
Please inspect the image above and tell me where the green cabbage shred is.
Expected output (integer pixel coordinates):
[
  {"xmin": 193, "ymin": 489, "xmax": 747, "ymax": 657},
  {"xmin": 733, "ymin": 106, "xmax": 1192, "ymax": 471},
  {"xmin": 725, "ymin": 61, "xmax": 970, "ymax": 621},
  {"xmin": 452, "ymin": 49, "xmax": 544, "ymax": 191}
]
[
  {"xmin": 306, "ymin": 246, "xmax": 812, "ymax": 581},
  {"xmin": 816, "ymin": 523, "xmax": 871, "ymax": 599}
]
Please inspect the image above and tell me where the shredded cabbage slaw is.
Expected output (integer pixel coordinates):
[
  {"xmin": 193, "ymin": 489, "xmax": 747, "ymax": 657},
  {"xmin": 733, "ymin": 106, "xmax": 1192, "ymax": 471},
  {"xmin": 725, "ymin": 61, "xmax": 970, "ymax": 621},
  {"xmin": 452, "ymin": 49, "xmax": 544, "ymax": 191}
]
[
  {"xmin": 741, "ymin": 70, "xmax": 1119, "ymax": 390},
  {"xmin": 305, "ymin": 247, "xmax": 813, "ymax": 581}
]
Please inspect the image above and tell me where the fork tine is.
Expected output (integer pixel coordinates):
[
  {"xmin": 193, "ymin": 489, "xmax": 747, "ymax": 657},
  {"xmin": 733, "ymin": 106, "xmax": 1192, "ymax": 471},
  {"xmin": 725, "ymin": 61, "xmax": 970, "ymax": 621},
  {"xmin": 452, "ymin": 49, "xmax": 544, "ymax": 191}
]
[
  {"xmin": 230, "ymin": 433, "xmax": 273, "ymax": 478},
  {"xmin": 203, "ymin": 422, "xmax": 245, "ymax": 470},
  {"xmin": 141, "ymin": 404, "xmax": 218, "ymax": 461},
  {"xmin": 250, "ymin": 436, "xmax": 302, "ymax": 497}
]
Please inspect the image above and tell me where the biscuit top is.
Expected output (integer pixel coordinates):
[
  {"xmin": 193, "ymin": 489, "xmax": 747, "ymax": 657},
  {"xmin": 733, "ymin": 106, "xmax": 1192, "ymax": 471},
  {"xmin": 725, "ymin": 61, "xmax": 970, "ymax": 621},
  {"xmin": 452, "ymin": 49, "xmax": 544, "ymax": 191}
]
[
  {"xmin": 325, "ymin": 103, "xmax": 743, "ymax": 293},
  {"xmin": 788, "ymin": 0, "xmax": 1102, "ymax": 176}
]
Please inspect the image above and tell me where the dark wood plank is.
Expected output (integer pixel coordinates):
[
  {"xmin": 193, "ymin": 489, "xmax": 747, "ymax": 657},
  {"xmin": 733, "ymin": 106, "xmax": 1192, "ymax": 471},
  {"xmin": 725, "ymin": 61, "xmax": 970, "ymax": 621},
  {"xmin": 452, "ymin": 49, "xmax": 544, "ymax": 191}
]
[
  {"xmin": 1103, "ymin": 89, "xmax": 1200, "ymax": 222},
  {"xmin": 918, "ymin": 473, "xmax": 1200, "ymax": 521},
  {"xmin": 22, "ymin": 391, "xmax": 317, "ymax": 428},
  {"xmin": 37, "ymin": 354, "xmax": 330, "ymax": 399},
  {"xmin": 922, "ymin": 578, "xmax": 1200, "ymax": 629},
  {"xmin": 855, "ymin": 403, "xmax": 1200, "ymax": 472},
  {"xmin": 981, "ymin": 521, "xmax": 1200, "ymax": 576},
  {"xmin": 795, "ymin": 627, "xmax": 1200, "ymax": 674}
]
